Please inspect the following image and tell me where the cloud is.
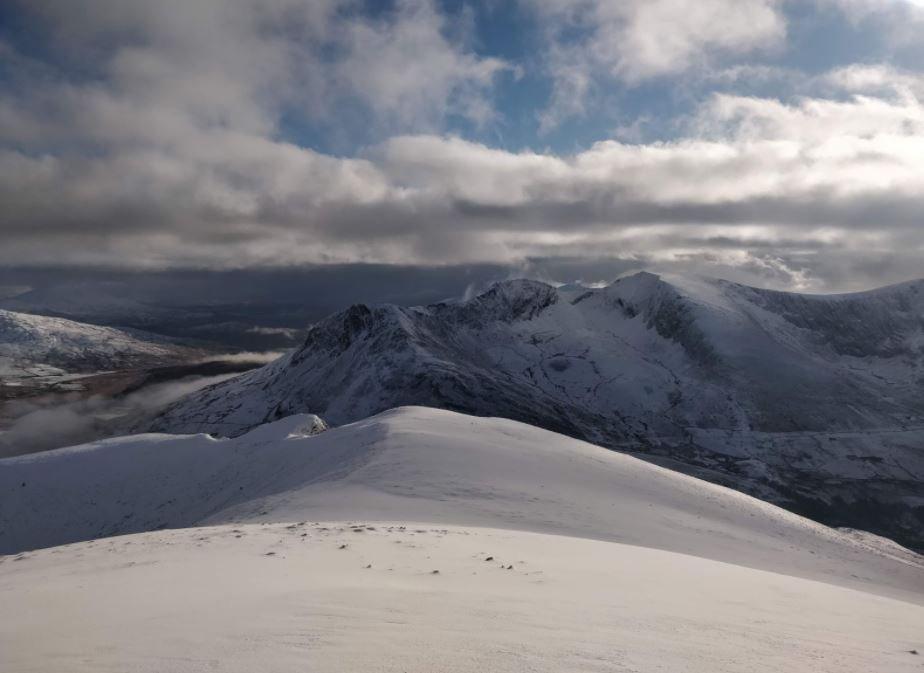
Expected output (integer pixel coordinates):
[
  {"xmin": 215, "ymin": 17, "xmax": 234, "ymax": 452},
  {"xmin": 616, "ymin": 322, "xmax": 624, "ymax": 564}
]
[
  {"xmin": 821, "ymin": 63, "xmax": 924, "ymax": 98},
  {"xmin": 194, "ymin": 351, "xmax": 288, "ymax": 365},
  {"xmin": 7, "ymin": 1, "xmax": 509, "ymax": 134},
  {"xmin": 526, "ymin": 0, "xmax": 787, "ymax": 129},
  {"xmin": 826, "ymin": 0, "xmax": 924, "ymax": 21},
  {"xmin": 0, "ymin": 0, "xmax": 517, "ymax": 269},
  {"xmin": 332, "ymin": 1, "xmax": 514, "ymax": 130},
  {"xmin": 0, "ymin": 2, "xmax": 923, "ymax": 293},
  {"xmin": 2, "ymin": 64, "xmax": 924, "ymax": 290},
  {"xmin": 0, "ymin": 372, "xmax": 242, "ymax": 457}
]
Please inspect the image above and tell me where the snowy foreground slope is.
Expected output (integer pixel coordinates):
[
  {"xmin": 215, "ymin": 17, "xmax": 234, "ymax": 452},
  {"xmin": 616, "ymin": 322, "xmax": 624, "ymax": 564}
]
[
  {"xmin": 152, "ymin": 271, "xmax": 924, "ymax": 549},
  {"xmin": 0, "ymin": 308, "xmax": 199, "ymax": 378},
  {"xmin": 1, "ymin": 407, "xmax": 923, "ymax": 672},
  {"xmin": 2, "ymin": 524, "xmax": 922, "ymax": 673},
  {"xmin": 2, "ymin": 407, "xmax": 922, "ymax": 600}
]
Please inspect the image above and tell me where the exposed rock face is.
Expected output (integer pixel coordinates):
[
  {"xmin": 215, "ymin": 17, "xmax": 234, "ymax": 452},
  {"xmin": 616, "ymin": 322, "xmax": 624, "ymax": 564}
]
[{"xmin": 152, "ymin": 272, "xmax": 924, "ymax": 550}]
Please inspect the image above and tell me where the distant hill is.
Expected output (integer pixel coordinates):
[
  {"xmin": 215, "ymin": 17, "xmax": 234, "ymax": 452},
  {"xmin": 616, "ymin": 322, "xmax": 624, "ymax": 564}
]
[{"xmin": 0, "ymin": 309, "xmax": 202, "ymax": 377}]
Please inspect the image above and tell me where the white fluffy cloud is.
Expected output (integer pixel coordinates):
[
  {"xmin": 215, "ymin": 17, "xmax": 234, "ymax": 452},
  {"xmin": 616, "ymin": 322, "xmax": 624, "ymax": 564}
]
[
  {"xmin": 3, "ymin": 64, "xmax": 924, "ymax": 289},
  {"xmin": 527, "ymin": 0, "xmax": 786, "ymax": 129},
  {"xmin": 332, "ymin": 1, "xmax": 513, "ymax": 129},
  {"xmin": 530, "ymin": 0, "xmax": 785, "ymax": 80},
  {"xmin": 1, "ymin": 1, "xmax": 924, "ymax": 291},
  {"xmin": 3, "ymin": 0, "xmax": 511, "ymax": 140}
]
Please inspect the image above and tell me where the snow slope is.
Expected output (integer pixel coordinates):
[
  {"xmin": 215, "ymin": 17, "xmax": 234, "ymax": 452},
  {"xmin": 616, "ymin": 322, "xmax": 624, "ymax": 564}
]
[
  {"xmin": 2, "ymin": 523, "xmax": 922, "ymax": 673},
  {"xmin": 2, "ymin": 407, "xmax": 921, "ymax": 605},
  {"xmin": 0, "ymin": 309, "xmax": 200, "ymax": 377},
  {"xmin": 151, "ymin": 272, "xmax": 924, "ymax": 549},
  {"xmin": 2, "ymin": 408, "xmax": 923, "ymax": 672}
]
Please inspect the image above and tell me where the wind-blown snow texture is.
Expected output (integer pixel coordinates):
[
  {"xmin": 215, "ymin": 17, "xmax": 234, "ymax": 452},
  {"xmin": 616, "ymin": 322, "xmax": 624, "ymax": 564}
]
[
  {"xmin": 0, "ymin": 309, "xmax": 199, "ymax": 376},
  {"xmin": 152, "ymin": 272, "xmax": 924, "ymax": 549},
  {"xmin": 3, "ymin": 523, "xmax": 922, "ymax": 673}
]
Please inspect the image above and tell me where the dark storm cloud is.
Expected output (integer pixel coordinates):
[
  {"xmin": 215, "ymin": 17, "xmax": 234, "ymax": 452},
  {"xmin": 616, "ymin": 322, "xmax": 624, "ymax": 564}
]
[{"xmin": 0, "ymin": 264, "xmax": 514, "ymax": 315}]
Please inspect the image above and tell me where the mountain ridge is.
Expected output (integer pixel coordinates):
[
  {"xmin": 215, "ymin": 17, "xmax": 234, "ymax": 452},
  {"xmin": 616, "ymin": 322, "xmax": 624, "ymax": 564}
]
[
  {"xmin": 151, "ymin": 271, "xmax": 924, "ymax": 549},
  {"xmin": 0, "ymin": 309, "xmax": 203, "ymax": 377},
  {"xmin": 6, "ymin": 407, "xmax": 923, "ymax": 605}
]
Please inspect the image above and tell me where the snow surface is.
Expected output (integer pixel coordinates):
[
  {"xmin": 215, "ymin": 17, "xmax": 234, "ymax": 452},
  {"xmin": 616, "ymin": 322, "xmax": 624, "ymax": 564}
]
[
  {"xmin": 2, "ymin": 407, "xmax": 921, "ymax": 603},
  {"xmin": 2, "ymin": 406, "xmax": 923, "ymax": 671},
  {"xmin": 2, "ymin": 522, "xmax": 922, "ymax": 673}
]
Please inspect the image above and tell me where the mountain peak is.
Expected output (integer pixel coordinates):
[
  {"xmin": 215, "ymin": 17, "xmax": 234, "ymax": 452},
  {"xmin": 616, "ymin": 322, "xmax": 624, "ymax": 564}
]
[
  {"xmin": 456, "ymin": 279, "xmax": 558, "ymax": 323},
  {"xmin": 152, "ymin": 270, "xmax": 924, "ymax": 550}
]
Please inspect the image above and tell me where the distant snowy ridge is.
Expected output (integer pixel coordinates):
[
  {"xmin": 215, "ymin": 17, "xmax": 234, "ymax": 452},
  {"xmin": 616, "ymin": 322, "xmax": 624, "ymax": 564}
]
[
  {"xmin": 152, "ymin": 271, "xmax": 924, "ymax": 550},
  {"xmin": 155, "ymin": 271, "xmax": 924, "ymax": 436},
  {"xmin": 0, "ymin": 309, "xmax": 201, "ymax": 376}
]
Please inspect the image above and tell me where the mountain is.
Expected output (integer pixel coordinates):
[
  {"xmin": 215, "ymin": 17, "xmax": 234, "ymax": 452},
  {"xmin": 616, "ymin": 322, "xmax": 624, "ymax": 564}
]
[
  {"xmin": 0, "ymin": 283, "xmax": 308, "ymax": 350},
  {"xmin": 1, "ymin": 407, "xmax": 921, "ymax": 672},
  {"xmin": 0, "ymin": 309, "xmax": 202, "ymax": 378},
  {"xmin": 151, "ymin": 272, "xmax": 924, "ymax": 550}
]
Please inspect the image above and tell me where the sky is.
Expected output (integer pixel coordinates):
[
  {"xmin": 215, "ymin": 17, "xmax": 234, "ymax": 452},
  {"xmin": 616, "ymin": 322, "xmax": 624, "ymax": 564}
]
[{"xmin": 1, "ymin": 0, "xmax": 923, "ymax": 292}]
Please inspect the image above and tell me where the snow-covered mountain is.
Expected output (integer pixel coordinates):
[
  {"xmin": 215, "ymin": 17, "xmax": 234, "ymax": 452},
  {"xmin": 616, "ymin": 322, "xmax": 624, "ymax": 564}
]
[
  {"xmin": 151, "ymin": 272, "xmax": 924, "ymax": 550},
  {"xmin": 0, "ymin": 309, "xmax": 201, "ymax": 377},
  {"xmin": 1, "ymin": 407, "xmax": 921, "ymax": 672}
]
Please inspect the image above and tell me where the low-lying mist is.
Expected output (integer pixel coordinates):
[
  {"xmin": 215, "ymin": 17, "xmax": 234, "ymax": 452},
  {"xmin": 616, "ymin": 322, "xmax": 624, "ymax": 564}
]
[
  {"xmin": 0, "ymin": 351, "xmax": 286, "ymax": 458},
  {"xmin": 0, "ymin": 373, "xmax": 239, "ymax": 458}
]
